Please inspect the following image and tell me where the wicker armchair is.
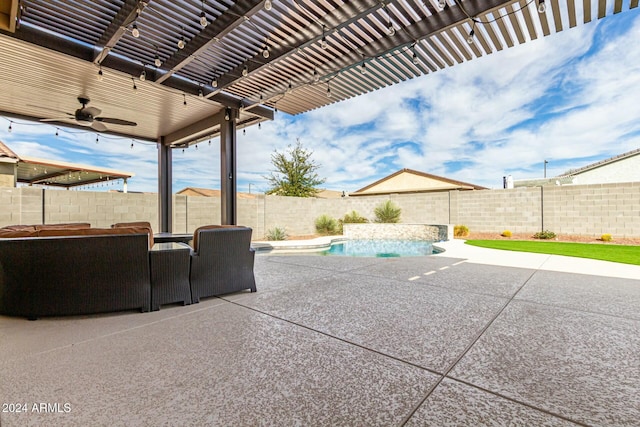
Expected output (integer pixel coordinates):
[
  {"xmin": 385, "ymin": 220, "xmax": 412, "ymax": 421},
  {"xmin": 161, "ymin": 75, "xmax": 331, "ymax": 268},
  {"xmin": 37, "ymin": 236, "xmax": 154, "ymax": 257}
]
[{"xmin": 189, "ymin": 226, "xmax": 256, "ymax": 302}]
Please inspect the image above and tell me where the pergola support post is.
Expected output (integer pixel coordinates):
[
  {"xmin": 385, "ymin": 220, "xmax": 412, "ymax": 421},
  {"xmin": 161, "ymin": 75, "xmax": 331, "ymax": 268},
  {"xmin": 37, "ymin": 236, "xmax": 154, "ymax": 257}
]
[
  {"xmin": 220, "ymin": 108, "xmax": 237, "ymax": 225},
  {"xmin": 158, "ymin": 137, "xmax": 172, "ymax": 232}
]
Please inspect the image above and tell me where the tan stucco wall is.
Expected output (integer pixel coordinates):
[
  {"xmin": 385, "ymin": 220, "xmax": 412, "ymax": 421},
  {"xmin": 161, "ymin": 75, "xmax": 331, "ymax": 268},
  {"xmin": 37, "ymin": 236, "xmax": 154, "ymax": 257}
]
[
  {"xmin": 356, "ymin": 172, "xmax": 460, "ymax": 194},
  {"xmin": 0, "ymin": 162, "xmax": 16, "ymax": 188}
]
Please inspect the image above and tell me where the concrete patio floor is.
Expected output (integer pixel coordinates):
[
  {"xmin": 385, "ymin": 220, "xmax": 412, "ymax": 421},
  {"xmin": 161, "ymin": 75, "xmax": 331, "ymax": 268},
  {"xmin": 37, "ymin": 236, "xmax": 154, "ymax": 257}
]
[{"xmin": 1, "ymin": 240, "xmax": 639, "ymax": 426}]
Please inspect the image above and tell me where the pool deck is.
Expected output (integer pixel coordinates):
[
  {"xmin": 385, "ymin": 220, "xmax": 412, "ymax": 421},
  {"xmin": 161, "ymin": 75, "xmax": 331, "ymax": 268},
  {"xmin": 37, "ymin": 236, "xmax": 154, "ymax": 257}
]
[{"xmin": 1, "ymin": 239, "xmax": 639, "ymax": 425}]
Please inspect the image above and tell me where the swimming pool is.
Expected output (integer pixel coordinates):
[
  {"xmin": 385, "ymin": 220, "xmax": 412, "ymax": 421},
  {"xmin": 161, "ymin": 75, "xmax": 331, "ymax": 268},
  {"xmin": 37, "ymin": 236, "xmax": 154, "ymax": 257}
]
[{"xmin": 321, "ymin": 239, "xmax": 441, "ymax": 257}]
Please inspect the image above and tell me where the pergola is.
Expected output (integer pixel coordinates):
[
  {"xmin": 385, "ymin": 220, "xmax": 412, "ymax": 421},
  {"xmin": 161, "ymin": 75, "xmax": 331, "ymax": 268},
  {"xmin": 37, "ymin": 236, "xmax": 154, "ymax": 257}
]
[{"xmin": 0, "ymin": 0, "xmax": 636, "ymax": 231}]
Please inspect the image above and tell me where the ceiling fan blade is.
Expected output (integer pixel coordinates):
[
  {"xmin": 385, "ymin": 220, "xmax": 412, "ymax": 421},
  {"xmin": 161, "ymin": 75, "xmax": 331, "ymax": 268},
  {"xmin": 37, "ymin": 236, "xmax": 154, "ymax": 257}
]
[
  {"xmin": 84, "ymin": 106, "xmax": 101, "ymax": 117},
  {"xmin": 91, "ymin": 122, "xmax": 108, "ymax": 132},
  {"xmin": 95, "ymin": 117, "xmax": 137, "ymax": 126},
  {"xmin": 40, "ymin": 117, "xmax": 73, "ymax": 122}
]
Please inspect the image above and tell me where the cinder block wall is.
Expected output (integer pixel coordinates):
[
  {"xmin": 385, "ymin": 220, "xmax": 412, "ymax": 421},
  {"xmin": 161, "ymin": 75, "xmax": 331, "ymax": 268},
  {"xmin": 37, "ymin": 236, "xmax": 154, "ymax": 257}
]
[
  {"xmin": 44, "ymin": 190, "xmax": 159, "ymax": 229},
  {"xmin": 544, "ymin": 183, "xmax": 640, "ymax": 237},
  {"xmin": 452, "ymin": 188, "xmax": 542, "ymax": 234},
  {"xmin": 2, "ymin": 183, "xmax": 639, "ymax": 238}
]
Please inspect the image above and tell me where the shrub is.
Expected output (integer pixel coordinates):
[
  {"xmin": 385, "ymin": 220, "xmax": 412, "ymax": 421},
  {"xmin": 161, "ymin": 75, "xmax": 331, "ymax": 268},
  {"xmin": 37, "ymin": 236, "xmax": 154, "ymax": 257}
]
[
  {"xmin": 533, "ymin": 230, "xmax": 556, "ymax": 240},
  {"xmin": 501, "ymin": 230, "xmax": 512, "ymax": 238},
  {"xmin": 315, "ymin": 214, "xmax": 339, "ymax": 235},
  {"xmin": 601, "ymin": 233, "xmax": 613, "ymax": 242},
  {"xmin": 373, "ymin": 200, "xmax": 401, "ymax": 223},
  {"xmin": 265, "ymin": 226, "xmax": 287, "ymax": 241},
  {"xmin": 338, "ymin": 210, "xmax": 368, "ymax": 234},
  {"xmin": 454, "ymin": 225, "xmax": 469, "ymax": 237}
]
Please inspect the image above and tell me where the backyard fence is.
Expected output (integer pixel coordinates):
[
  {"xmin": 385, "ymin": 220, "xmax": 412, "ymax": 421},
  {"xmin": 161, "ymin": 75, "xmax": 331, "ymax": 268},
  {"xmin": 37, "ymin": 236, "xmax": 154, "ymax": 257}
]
[{"xmin": 1, "ymin": 181, "xmax": 638, "ymax": 239}]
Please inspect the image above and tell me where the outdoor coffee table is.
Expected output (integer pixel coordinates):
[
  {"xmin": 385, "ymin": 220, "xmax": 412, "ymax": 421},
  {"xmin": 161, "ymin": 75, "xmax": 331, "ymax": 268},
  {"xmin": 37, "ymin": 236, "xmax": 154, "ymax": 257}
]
[
  {"xmin": 153, "ymin": 232, "xmax": 193, "ymax": 244},
  {"xmin": 150, "ymin": 242, "xmax": 192, "ymax": 311}
]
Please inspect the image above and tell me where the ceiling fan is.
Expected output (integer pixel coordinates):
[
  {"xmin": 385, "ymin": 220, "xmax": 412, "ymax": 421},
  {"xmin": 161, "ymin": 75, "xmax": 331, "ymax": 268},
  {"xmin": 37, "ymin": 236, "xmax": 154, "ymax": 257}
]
[{"xmin": 39, "ymin": 96, "xmax": 137, "ymax": 132}]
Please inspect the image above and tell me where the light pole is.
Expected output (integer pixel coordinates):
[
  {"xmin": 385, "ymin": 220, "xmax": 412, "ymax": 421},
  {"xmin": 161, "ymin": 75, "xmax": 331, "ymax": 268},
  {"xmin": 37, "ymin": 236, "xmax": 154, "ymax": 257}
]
[
  {"xmin": 248, "ymin": 183, "xmax": 252, "ymax": 194},
  {"xmin": 544, "ymin": 160, "xmax": 548, "ymax": 178}
]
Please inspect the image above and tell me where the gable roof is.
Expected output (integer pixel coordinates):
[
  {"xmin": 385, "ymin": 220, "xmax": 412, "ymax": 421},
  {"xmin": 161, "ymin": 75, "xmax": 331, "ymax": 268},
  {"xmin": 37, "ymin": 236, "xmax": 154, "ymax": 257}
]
[
  {"xmin": 0, "ymin": 140, "xmax": 132, "ymax": 188},
  {"xmin": 176, "ymin": 187, "xmax": 257, "ymax": 199},
  {"xmin": 351, "ymin": 168, "xmax": 487, "ymax": 196},
  {"xmin": 559, "ymin": 148, "xmax": 640, "ymax": 177},
  {"xmin": 0, "ymin": 140, "xmax": 19, "ymax": 163}
]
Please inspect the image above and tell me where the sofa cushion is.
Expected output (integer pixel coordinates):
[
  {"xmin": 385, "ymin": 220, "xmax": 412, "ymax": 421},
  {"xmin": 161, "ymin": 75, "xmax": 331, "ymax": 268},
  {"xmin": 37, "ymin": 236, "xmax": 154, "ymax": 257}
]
[
  {"xmin": 36, "ymin": 223, "xmax": 91, "ymax": 230},
  {"xmin": 38, "ymin": 227, "xmax": 154, "ymax": 248},
  {"xmin": 0, "ymin": 229, "xmax": 38, "ymax": 238}
]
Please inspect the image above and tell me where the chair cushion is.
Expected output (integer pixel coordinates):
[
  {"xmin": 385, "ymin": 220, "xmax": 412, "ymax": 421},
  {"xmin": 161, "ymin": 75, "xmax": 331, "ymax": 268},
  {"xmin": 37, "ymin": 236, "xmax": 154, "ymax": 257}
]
[{"xmin": 192, "ymin": 225, "xmax": 245, "ymax": 251}]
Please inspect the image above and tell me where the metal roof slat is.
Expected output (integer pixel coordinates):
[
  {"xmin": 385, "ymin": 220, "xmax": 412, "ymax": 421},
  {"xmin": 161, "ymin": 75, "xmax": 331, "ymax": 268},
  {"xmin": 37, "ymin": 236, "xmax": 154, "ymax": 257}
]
[
  {"xmin": 613, "ymin": 0, "xmax": 624, "ymax": 13},
  {"xmin": 518, "ymin": 0, "xmax": 539, "ymax": 40},
  {"xmin": 566, "ymin": 0, "xmax": 578, "ymax": 27},
  {"xmin": 597, "ymin": 0, "xmax": 607, "ymax": 18},
  {"xmin": 583, "ymin": 0, "xmax": 592, "ymax": 22},
  {"xmin": 536, "ymin": 5, "xmax": 552, "ymax": 36},
  {"xmin": 505, "ymin": 3, "xmax": 526, "ymax": 44},
  {"xmin": 493, "ymin": 10, "xmax": 515, "ymax": 47},
  {"xmin": 444, "ymin": 27, "xmax": 473, "ymax": 61},
  {"xmin": 550, "ymin": 0, "xmax": 564, "ymax": 32}
]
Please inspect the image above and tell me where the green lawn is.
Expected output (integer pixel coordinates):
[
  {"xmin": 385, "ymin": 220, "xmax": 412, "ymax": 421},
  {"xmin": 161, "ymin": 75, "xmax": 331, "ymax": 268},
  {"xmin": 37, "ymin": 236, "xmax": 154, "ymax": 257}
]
[{"xmin": 465, "ymin": 240, "xmax": 640, "ymax": 266}]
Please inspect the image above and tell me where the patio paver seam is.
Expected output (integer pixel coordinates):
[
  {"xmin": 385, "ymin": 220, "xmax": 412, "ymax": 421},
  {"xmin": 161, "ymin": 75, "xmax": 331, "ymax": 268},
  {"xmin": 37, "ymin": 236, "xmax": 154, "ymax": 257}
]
[
  {"xmin": 441, "ymin": 376, "xmax": 591, "ymax": 427},
  {"xmin": 399, "ymin": 268, "xmax": 541, "ymax": 426},
  {"xmin": 225, "ymin": 297, "xmax": 445, "ymax": 377},
  {"xmin": 510, "ymin": 297, "xmax": 640, "ymax": 322}
]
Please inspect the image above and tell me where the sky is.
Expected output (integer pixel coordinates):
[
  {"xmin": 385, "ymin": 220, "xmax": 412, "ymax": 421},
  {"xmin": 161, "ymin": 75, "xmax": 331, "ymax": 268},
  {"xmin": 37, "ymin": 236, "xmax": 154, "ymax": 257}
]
[{"xmin": 1, "ymin": 6, "xmax": 639, "ymax": 194}]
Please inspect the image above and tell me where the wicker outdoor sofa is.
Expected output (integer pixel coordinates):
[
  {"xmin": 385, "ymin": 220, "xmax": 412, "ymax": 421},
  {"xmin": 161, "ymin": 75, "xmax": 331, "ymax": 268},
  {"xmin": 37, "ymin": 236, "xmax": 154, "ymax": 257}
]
[
  {"xmin": 0, "ymin": 224, "xmax": 152, "ymax": 319},
  {"xmin": 0, "ymin": 223, "xmax": 257, "ymax": 319}
]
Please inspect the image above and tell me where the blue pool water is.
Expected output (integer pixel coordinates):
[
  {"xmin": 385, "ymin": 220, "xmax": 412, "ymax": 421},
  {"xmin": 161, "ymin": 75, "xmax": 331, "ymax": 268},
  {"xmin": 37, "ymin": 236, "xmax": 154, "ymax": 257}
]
[{"xmin": 321, "ymin": 239, "xmax": 441, "ymax": 257}]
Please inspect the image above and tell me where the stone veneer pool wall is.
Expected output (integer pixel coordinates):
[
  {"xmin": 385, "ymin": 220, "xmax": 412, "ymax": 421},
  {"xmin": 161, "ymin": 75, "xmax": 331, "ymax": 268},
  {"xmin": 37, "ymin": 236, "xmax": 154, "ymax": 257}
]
[{"xmin": 343, "ymin": 223, "xmax": 450, "ymax": 242}]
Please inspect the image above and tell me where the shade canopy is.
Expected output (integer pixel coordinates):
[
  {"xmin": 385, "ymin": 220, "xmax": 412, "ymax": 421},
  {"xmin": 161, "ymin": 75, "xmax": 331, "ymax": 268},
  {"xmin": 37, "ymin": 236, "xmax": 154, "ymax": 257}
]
[{"xmin": 0, "ymin": 0, "xmax": 636, "ymax": 147}]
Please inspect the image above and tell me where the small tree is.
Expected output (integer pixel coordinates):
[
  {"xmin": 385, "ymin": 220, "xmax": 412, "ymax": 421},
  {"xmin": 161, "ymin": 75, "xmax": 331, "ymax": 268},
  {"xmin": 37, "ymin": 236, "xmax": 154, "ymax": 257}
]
[{"xmin": 264, "ymin": 140, "xmax": 326, "ymax": 197}]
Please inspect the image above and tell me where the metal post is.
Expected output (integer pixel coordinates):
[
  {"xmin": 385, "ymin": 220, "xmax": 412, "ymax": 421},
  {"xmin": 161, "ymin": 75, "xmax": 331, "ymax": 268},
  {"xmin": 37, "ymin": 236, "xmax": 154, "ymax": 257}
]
[
  {"xmin": 544, "ymin": 160, "xmax": 548, "ymax": 178},
  {"xmin": 220, "ymin": 108, "xmax": 237, "ymax": 225},
  {"xmin": 158, "ymin": 137, "xmax": 172, "ymax": 232}
]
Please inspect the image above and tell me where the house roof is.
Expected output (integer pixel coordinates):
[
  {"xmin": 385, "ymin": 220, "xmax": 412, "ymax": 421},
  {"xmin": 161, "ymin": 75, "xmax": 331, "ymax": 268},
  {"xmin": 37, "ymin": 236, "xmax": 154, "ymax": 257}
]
[
  {"xmin": 559, "ymin": 148, "xmax": 640, "ymax": 177},
  {"xmin": 176, "ymin": 187, "xmax": 257, "ymax": 199},
  {"xmin": 0, "ymin": 140, "xmax": 133, "ymax": 188},
  {"xmin": 351, "ymin": 168, "xmax": 487, "ymax": 196},
  {"xmin": 0, "ymin": 140, "xmax": 18, "ymax": 162}
]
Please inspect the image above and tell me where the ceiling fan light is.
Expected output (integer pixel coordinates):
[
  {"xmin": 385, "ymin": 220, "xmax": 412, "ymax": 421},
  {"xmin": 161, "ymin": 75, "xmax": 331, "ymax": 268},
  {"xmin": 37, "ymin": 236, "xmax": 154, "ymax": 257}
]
[
  {"xmin": 132, "ymin": 23, "xmax": 140, "ymax": 38},
  {"xmin": 178, "ymin": 37, "xmax": 185, "ymax": 49},
  {"xmin": 200, "ymin": 12, "xmax": 208, "ymax": 27},
  {"xmin": 262, "ymin": 46, "xmax": 270, "ymax": 58},
  {"xmin": 154, "ymin": 55, "xmax": 161, "ymax": 67},
  {"xmin": 212, "ymin": 77, "xmax": 218, "ymax": 87},
  {"xmin": 242, "ymin": 65, "xmax": 248, "ymax": 77}
]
